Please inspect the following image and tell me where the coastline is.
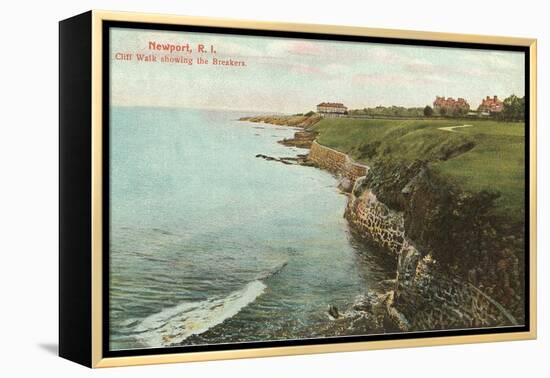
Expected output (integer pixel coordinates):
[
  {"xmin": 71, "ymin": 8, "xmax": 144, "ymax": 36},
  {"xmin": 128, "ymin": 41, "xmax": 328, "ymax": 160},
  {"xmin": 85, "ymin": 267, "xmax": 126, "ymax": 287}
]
[
  {"xmin": 240, "ymin": 113, "xmax": 522, "ymax": 334},
  {"xmin": 112, "ymin": 107, "xmax": 373, "ymax": 349}
]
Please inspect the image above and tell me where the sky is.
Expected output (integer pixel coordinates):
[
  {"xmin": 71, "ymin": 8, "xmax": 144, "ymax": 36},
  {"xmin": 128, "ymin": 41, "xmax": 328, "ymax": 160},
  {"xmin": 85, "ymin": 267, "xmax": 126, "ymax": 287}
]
[{"xmin": 110, "ymin": 27, "xmax": 525, "ymax": 113}]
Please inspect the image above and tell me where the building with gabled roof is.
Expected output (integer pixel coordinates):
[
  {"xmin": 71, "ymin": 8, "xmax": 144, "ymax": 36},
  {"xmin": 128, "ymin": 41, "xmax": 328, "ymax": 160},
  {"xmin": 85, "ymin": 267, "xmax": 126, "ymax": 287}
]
[
  {"xmin": 433, "ymin": 96, "xmax": 470, "ymax": 115},
  {"xmin": 478, "ymin": 95, "xmax": 504, "ymax": 113}
]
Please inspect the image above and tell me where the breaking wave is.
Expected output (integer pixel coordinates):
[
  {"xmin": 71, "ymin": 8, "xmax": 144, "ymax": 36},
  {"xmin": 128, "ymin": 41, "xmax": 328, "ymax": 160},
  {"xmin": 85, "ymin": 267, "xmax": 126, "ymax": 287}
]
[{"xmin": 132, "ymin": 262, "xmax": 287, "ymax": 347}]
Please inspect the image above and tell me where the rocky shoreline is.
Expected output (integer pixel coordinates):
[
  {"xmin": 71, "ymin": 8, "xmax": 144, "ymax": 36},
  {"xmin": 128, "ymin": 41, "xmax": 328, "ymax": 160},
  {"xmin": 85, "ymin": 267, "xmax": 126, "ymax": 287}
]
[
  {"xmin": 240, "ymin": 114, "xmax": 319, "ymax": 149},
  {"xmin": 240, "ymin": 114, "xmax": 523, "ymax": 334}
]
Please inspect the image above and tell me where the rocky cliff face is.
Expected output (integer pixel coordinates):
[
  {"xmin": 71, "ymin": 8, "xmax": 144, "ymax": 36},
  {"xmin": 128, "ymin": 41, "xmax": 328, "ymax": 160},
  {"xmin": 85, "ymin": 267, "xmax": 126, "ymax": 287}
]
[
  {"xmin": 345, "ymin": 182, "xmax": 406, "ymax": 257},
  {"xmin": 240, "ymin": 114, "xmax": 523, "ymax": 332},
  {"xmin": 307, "ymin": 142, "xmax": 522, "ymax": 332}
]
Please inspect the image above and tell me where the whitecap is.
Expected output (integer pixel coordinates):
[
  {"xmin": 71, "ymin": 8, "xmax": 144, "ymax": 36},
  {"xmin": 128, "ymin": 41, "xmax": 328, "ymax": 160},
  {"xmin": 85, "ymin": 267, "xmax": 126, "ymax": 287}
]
[{"xmin": 133, "ymin": 280, "xmax": 267, "ymax": 347}]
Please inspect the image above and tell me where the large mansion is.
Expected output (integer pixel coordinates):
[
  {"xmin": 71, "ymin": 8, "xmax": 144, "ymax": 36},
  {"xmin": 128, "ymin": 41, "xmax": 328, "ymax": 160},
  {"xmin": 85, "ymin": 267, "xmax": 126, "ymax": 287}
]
[
  {"xmin": 477, "ymin": 95, "xmax": 504, "ymax": 113},
  {"xmin": 433, "ymin": 95, "xmax": 505, "ymax": 115},
  {"xmin": 317, "ymin": 102, "xmax": 347, "ymax": 117},
  {"xmin": 433, "ymin": 96, "xmax": 470, "ymax": 114}
]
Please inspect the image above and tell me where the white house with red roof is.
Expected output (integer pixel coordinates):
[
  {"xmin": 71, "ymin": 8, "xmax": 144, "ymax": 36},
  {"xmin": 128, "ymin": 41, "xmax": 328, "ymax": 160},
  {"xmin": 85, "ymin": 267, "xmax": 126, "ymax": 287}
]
[{"xmin": 316, "ymin": 102, "xmax": 348, "ymax": 117}]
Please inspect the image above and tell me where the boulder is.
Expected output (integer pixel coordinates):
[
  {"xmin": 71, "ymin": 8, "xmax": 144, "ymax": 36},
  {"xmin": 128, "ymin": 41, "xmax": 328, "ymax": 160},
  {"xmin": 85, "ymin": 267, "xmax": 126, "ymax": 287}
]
[{"xmin": 338, "ymin": 177, "xmax": 353, "ymax": 193}]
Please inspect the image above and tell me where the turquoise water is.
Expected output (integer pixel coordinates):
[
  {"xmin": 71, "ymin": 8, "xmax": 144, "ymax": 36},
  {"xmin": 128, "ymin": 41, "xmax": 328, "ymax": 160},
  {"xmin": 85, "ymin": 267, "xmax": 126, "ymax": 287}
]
[{"xmin": 109, "ymin": 107, "xmax": 380, "ymax": 350}]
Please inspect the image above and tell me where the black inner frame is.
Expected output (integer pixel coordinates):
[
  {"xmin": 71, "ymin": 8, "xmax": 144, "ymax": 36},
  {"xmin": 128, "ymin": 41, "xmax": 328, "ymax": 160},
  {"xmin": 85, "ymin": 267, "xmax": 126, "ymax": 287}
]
[{"xmin": 102, "ymin": 20, "xmax": 531, "ymax": 358}]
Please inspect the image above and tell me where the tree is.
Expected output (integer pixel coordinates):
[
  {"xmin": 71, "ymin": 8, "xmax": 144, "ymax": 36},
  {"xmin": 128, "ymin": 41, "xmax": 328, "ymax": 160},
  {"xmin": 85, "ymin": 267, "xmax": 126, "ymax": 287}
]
[
  {"xmin": 439, "ymin": 107, "xmax": 447, "ymax": 116},
  {"xmin": 423, "ymin": 105, "xmax": 434, "ymax": 117},
  {"xmin": 499, "ymin": 95, "xmax": 525, "ymax": 122},
  {"xmin": 452, "ymin": 107, "xmax": 467, "ymax": 117}
]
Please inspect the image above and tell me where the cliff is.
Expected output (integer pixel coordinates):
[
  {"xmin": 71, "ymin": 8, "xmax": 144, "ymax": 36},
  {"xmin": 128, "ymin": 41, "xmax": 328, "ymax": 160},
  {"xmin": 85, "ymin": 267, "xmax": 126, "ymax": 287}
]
[
  {"xmin": 307, "ymin": 141, "xmax": 522, "ymax": 331},
  {"xmin": 241, "ymin": 114, "xmax": 523, "ymax": 332}
]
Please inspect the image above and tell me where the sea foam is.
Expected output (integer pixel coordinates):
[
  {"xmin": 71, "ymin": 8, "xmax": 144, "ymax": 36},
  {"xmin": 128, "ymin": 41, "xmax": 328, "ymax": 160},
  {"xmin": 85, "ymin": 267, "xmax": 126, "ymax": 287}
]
[{"xmin": 134, "ymin": 280, "xmax": 267, "ymax": 347}]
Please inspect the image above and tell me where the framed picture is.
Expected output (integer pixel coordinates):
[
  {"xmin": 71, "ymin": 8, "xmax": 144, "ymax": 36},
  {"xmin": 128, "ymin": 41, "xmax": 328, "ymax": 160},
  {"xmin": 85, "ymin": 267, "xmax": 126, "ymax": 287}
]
[{"xmin": 59, "ymin": 10, "xmax": 537, "ymax": 368}]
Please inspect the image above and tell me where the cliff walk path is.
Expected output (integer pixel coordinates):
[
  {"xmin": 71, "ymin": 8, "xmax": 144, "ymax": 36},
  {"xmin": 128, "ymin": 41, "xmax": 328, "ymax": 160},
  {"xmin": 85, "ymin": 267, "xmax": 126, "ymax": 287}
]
[
  {"xmin": 437, "ymin": 124, "xmax": 473, "ymax": 132},
  {"xmin": 437, "ymin": 125, "xmax": 473, "ymax": 133}
]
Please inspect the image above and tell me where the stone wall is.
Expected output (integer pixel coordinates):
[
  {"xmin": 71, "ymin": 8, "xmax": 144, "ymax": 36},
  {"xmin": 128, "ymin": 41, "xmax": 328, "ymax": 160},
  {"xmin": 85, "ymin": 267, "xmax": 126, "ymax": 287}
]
[
  {"xmin": 343, "ymin": 172, "xmax": 518, "ymax": 331},
  {"xmin": 306, "ymin": 140, "xmax": 518, "ymax": 331},
  {"xmin": 345, "ymin": 183, "xmax": 406, "ymax": 257},
  {"xmin": 385, "ymin": 247, "xmax": 518, "ymax": 331},
  {"xmin": 308, "ymin": 141, "xmax": 368, "ymax": 183}
]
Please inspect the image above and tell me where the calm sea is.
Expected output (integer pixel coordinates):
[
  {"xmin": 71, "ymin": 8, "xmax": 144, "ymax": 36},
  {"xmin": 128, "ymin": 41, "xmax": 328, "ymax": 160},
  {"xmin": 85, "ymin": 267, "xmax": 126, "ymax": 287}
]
[{"xmin": 109, "ymin": 107, "xmax": 382, "ymax": 350}]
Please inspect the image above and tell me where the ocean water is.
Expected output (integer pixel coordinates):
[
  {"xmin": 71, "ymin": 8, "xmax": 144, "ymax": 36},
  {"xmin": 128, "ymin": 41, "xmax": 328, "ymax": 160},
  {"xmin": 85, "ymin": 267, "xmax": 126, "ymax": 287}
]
[{"xmin": 109, "ymin": 107, "xmax": 383, "ymax": 350}]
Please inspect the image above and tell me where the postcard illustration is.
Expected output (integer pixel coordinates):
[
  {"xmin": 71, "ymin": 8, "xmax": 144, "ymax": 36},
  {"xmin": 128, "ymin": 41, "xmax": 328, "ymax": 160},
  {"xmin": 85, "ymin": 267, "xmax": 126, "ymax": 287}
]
[{"xmin": 108, "ymin": 27, "xmax": 526, "ymax": 351}]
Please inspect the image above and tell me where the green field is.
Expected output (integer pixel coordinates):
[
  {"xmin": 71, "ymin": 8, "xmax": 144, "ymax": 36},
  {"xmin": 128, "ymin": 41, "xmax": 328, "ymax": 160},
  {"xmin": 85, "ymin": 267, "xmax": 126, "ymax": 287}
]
[{"xmin": 309, "ymin": 118, "xmax": 525, "ymax": 219}]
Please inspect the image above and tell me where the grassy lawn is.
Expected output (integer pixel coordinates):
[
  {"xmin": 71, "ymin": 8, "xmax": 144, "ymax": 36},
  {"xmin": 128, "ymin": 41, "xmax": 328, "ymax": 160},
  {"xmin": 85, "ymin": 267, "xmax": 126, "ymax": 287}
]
[
  {"xmin": 310, "ymin": 118, "xmax": 525, "ymax": 220},
  {"xmin": 435, "ymin": 123, "xmax": 525, "ymax": 219}
]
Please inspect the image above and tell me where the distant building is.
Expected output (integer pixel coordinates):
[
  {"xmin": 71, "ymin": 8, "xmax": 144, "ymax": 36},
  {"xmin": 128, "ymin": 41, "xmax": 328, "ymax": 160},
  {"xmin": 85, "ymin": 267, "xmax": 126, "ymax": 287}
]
[
  {"xmin": 433, "ymin": 96, "xmax": 470, "ymax": 114},
  {"xmin": 317, "ymin": 102, "xmax": 347, "ymax": 117},
  {"xmin": 478, "ymin": 95, "xmax": 504, "ymax": 113}
]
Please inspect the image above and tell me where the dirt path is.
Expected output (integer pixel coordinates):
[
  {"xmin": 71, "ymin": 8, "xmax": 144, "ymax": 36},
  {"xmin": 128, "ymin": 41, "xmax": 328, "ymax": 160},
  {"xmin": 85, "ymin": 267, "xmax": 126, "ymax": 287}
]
[{"xmin": 437, "ymin": 124, "xmax": 473, "ymax": 132}]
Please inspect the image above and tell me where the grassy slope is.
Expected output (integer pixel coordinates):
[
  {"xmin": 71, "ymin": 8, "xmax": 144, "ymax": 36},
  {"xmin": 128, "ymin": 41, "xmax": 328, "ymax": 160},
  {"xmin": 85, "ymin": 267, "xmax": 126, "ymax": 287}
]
[{"xmin": 310, "ymin": 118, "xmax": 525, "ymax": 220}]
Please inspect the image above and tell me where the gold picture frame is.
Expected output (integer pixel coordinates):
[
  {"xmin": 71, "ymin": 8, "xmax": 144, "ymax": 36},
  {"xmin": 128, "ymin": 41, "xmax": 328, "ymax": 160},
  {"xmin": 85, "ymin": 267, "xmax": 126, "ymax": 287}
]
[{"xmin": 59, "ymin": 10, "xmax": 537, "ymax": 368}]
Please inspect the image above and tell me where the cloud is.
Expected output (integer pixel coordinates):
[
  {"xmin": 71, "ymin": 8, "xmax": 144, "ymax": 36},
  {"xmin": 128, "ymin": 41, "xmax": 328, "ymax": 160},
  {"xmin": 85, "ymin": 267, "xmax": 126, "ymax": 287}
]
[
  {"xmin": 264, "ymin": 39, "xmax": 340, "ymax": 58},
  {"xmin": 286, "ymin": 41, "xmax": 325, "ymax": 56},
  {"xmin": 403, "ymin": 58, "xmax": 436, "ymax": 73},
  {"xmin": 459, "ymin": 50, "xmax": 524, "ymax": 71},
  {"xmin": 289, "ymin": 62, "xmax": 325, "ymax": 75},
  {"xmin": 352, "ymin": 71, "xmax": 450, "ymax": 86}
]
